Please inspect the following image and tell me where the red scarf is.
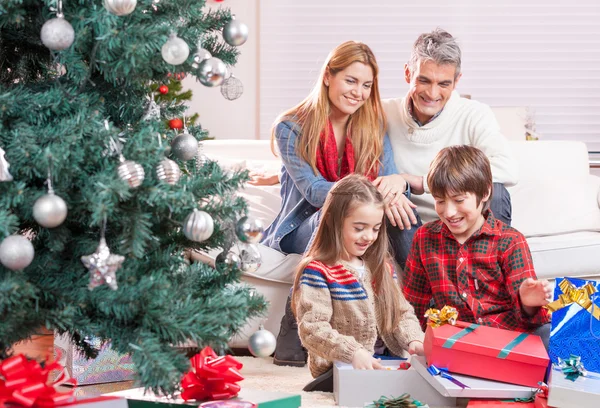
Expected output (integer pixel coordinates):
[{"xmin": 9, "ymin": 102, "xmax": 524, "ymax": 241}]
[{"xmin": 315, "ymin": 121, "xmax": 376, "ymax": 182}]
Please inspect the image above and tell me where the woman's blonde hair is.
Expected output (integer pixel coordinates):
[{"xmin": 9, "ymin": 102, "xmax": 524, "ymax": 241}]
[
  {"xmin": 271, "ymin": 41, "xmax": 386, "ymax": 177},
  {"xmin": 291, "ymin": 174, "xmax": 404, "ymax": 334}
]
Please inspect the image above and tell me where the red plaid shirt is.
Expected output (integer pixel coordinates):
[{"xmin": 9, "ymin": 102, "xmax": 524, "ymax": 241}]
[{"xmin": 402, "ymin": 211, "xmax": 549, "ymax": 332}]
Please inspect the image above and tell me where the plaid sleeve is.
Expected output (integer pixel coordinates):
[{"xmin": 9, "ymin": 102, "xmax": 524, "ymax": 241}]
[
  {"xmin": 401, "ymin": 227, "xmax": 432, "ymax": 329},
  {"xmin": 501, "ymin": 232, "xmax": 550, "ymax": 329}
]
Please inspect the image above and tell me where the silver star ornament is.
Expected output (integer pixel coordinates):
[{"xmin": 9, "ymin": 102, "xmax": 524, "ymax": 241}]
[{"xmin": 81, "ymin": 238, "xmax": 125, "ymax": 290}]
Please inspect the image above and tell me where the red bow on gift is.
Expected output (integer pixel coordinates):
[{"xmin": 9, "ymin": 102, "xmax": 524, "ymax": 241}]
[
  {"xmin": 0, "ymin": 353, "xmax": 76, "ymax": 407},
  {"xmin": 181, "ymin": 346, "xmax": 244, "ymax": 401}
]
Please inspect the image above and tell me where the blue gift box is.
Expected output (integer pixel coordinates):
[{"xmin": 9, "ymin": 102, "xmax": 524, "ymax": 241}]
[{"xmin": 548, "ymin": 277, "xmax": 600, "ymax": 373}]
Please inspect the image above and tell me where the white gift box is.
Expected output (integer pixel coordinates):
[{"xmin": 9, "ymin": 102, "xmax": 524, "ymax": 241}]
[
  {"xmin": 411, "ymin": 355, "xmax": 535, "ymax": 399},
  {"xmin": 548, "ymin": 366, "xmax": 600, "ymax": 408},
  {"xmin": 333, "ymin": 358, "xmax": 456, "ymax": 408}
]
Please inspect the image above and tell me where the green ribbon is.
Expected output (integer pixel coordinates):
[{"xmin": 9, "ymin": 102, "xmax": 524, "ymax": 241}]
[
  {"xmin": 442, "ymin": 323, "xmax": 479, "ymax": 348},
  {"xmin": 497, "ymin": 332, "xmax": 529, "ymax": 359}
]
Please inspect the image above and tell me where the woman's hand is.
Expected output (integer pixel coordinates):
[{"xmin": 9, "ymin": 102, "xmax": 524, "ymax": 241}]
[
  {"xmin": 372, "ymin": 175, "xmax": 407, "ymax": 206},
  {"xmin": 352, "ymin": 348, "xmax": 384, "ymax": 370},
  {"xmin": 384, "ymin": 194, "xmax": 418, "ymax": 229},
  {"xmin": 248, "ymin": 170, "xmax": 280, "ymax": 186}
]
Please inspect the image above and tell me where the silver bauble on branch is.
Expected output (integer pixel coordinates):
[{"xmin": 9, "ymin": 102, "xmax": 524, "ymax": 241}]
[
  {"xmin": 183, "ymin": 209, "xmax": 214, "ymax": 242},
  {"xmin": 215, "ymin": 250, "xmax": 241, "ymax": 270},
  {"xmin": 82, "ymin": 237, "xmax": 124, "ymax": 290},
  {"xmin": 161, "ymin": 33, "xmax": 190, "ymax": 65},
  {"xmin": 236, "ymin": 216, "xmax": 264, "ymax": 244},
  {"xmin": 239, "ymin": 243, "xmax": 262, "ymax": 273},
  {"xmin": 171, "ymin": 131, "xmax": 198, "ymax": 161},
  {"xmin": 103, "ymin": 0, "xmax": 137, "ymax": 16},
  {"xmin": 191, "ymin": 47, "xmax": 212, "ymax": 69},
  {"xmin": 40, "ymin": 16, "xmax": 75, "ymax": 51},
  {"xmin": 0, "ymin": 147, "xmax": 13, "ymax": 182},
  {"xmin": 223, "ymin": 15, "xmax": 249, "ymax": 46},
  {"xmin": 0, "ymin": 235, "xmax": 35, "ymax": 271},
  {"xmin": 196, "ymin": 57, "xmax": 227, "ymax": 87},
  {"xmin": 118, "ymin": 159, "xmax": 145, "ymax": 188},
  {"xmin": 156, "ymin": 158, "xmax": 181, "ymax": 185},
  {"xmin": 33, "ymin": 193, "xmax": 68, "ymax": 228},
  {"xmin": 248, "ymin": 326, "xmax": 276, "ymax": 358},
  {"xmin": 221, "ymin": 75, "xmax": 244, "ymax": 101}
]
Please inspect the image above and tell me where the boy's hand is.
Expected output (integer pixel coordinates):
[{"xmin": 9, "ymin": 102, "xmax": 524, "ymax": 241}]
[
  {"xmin": 519, "ymin": 278, "xmax": 552, "ymax": 315},
  {"xmin": 352, "ymin": 348, "xmax": 384, "ymax": 370},
  {"xmin": 408, "ymin": 340, "xmax": 424, "ymax": 356}
]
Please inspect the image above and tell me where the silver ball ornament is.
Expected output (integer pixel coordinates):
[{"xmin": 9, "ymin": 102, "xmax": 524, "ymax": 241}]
[
  {"xmin": 223, "ymin": 16, "xmax": 249, "ymax": 46},
  {"xmin": 0, "ymin": 235, "xmax": 35, "ymax": 271},
  {"xmin": 183, "ymin": 209, "xmax": 214, "ymax": 242},
  {"xmin": 103, "ymin": 0, "xmax": 137, "ymax": 16},
  {"xmin": 196, "ymin": 57, "xmax": 227, "ymax": 87},
  {"xmin": 156, "ymin": 158, "xmax": 181, "ymax": 185},
  {"xmin": 191, "ymin": 48, "xmax": 212, "ymax": 69},
  {"xmin": 171, "ymin": 132, "xmax": 198, "ymax": 161},
  {"xmin": 215, "ymin": 251, "xmax": 241, "ymax": 270},
  {"xmin": 118, "ymin": 160, "xmax": 145, "ymax": 188},
  {"xmin": 235, "ymin": 217, "xmax": 264, "ymax": 244},
  {"xmin": 161, "ymin": 34, "xmax": 190, "ymax": 65},
  {"xmin": 248, "ymin": 328, "xmax": 276, "ymax": 358},
  {"xmin": 40, "ymin": 17, "xmax": 75, "ymax": 51},
  {"xmin": 33, "ymin": 193, "xmax": 68, "ymax": 228},
  {"xmin": 239, "ymin": 243, "xmax": 262, "ymax": 273}
]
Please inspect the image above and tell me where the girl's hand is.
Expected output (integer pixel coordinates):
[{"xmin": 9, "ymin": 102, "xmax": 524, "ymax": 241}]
[
  {"xmin": 352, "ymin": 348, "xmax": 384, "ymax": 370},
  {"xmin": 408, "ymin": 341, "xmax": 424, "ymax": 356},
  {"xmin": 372, "ymin": 175, "xmax": 407, "ymax": 206}
]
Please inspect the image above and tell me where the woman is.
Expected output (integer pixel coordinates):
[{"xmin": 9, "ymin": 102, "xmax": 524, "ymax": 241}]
[{"xmin": 261, "ymin": 41, "xmax": 414, "ymax": 367}]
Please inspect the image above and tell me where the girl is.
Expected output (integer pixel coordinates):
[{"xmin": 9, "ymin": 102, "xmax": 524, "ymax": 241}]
[{"xmin": 292, "ymin": 174, "xmax": 424, "ymax": 392}]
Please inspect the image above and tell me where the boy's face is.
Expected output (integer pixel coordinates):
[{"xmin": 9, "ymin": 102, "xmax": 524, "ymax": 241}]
[{"xmin": 434, "ymin": 190, "xmax": 490, "ymax": 244}]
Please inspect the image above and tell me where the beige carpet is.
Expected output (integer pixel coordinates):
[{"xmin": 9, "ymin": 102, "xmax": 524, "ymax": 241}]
[{"xmin": 238, "ymin": 356, "xmax": 336, "ymax": 407}]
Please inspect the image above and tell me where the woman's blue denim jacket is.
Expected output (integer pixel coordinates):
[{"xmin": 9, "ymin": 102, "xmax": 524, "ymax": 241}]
[{"xmin": 261, "ymin": 120, "xmax": 399, "ymax": 253}]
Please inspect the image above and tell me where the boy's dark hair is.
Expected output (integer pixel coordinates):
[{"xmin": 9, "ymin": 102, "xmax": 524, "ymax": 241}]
[{"xmin": 427, "ymin": 145, "xmax": 493, "ymax": 211}]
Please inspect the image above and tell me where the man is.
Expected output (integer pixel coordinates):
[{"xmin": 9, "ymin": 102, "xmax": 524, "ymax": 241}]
[{"xmin": 383, "ymin": 28, "xmax": 518, "ymax": 269}]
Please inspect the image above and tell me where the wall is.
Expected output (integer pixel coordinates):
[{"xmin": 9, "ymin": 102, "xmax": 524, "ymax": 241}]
[{"xmin": 184, "ymin": 0, "xmax": 258, "ymax": 140}]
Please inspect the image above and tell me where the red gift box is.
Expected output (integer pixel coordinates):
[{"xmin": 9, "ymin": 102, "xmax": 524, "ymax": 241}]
[
  {"xmin": 533, "ymin": 394, "xmax": 549, "ymax": 408},
  {"xmin": 467, "ymin": 400, "xmax": 535, "ymax": 407},
  {"xmin": 424, "ymin": 322, "xmax": 549, "ymax": 387}
]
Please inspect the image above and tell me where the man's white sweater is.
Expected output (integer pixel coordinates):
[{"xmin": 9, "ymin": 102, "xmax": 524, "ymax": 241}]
[{"xmin": 382, "ymin": 91, "xmax": 519, "ymax": 223}]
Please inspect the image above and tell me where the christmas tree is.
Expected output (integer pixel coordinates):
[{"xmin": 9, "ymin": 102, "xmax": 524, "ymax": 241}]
[{"xmin": 0, "ymin": 0, "xmax": 265, "ymax": 393}]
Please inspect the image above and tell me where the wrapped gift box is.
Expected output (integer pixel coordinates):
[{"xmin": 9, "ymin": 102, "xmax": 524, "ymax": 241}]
[
  {"xmin": 54, "ymin": 333, "xmax": 136, "ymax": 385},
  {"xmin": 333, "ymin": 359, "xmax": 456, "ymax": 407},
  {"xmin": 547, "ymin": 366, "xmax": 600, "ymax": 408},
  {"xmin": 533, "ymin": 393, "xmax": 550, "ymax": 408},
  {"xmin": 467, "ymin": 399, "xmax": 535, "ymax": 407},
  {"xmin": 548, "ymin": 277, "xmax": 600, "ymax": 373},
  {"xmin": 424, "ymin": 322, "xmax": 549, "ymax": 387},
  {"xmin": 106, "ymin": 387, "xmax": 300, "ymax": 408},
  {"xmin": 59, "ymin": 396, "xmax": 129, "ymax": 408},
  {"xmin": 412, "ymin": 356, "xmax": 535, "ymax": 400}
]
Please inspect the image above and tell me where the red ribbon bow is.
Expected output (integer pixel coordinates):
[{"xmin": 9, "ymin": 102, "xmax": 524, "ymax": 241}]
[
  {"xmin": 0, "ymin": 353, "xmax": 77, "ymax": 407},
  {"xmin": 181, "ymin": 346, "xmax": 244, "ymax": 401}
]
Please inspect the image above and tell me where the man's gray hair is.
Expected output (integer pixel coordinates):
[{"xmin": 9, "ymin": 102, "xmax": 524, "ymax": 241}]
[{"xmin": 408, "ymin": 28, "xmax": 462, "ymax": 78}]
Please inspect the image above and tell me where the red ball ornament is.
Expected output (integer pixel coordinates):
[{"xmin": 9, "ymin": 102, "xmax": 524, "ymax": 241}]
[
  {"xmin": 169, "ymin": 118, "xmax": 184, "ymax": 130},
  {"xmin": 158, "ymin": 85, "xmax": 169, "ymax": 94}
]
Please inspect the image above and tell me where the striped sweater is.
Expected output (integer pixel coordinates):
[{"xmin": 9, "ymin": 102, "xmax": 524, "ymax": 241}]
[{"xmin": 294, "ymin": 260, "xmax": 424, "ymax": 378}]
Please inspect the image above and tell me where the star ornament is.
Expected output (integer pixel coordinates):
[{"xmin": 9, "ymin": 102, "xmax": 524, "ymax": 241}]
[{"xmin": 81, "ymin": 238, "xmax": 124, "ymax": 290}]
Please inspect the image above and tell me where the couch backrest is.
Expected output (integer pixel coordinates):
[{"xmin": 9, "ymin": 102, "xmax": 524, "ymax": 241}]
[
  {"xmin": 203, "ymin": 139, "xmax": 274, "ymax": 162},
  {"xmin": 509, "ymin": 140, "xmax": 590, "ymax": 180}
]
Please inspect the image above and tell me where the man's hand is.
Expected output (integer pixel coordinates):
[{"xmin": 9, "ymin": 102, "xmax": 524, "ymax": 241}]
[
  {"xmin": 384, "ymin": 194, "xmax": 418, "ymax": 229},
  {"xmin": 372, "ymin": 174, "xmax": 407, "ymax": 206},
  {"xmin": 408, "ymin": 341, "xmax": 424, "ymax": 356},
  {"xmin": 400, "ymin": 173, "xmax": 425, "ymax": 195},
  {"xmin": 519, "ymin": 278, "xmax": 552, "ymax": 316},
  {"xmin": 352, "ymin": 348, "xmax": 384, "ymax": 370}
]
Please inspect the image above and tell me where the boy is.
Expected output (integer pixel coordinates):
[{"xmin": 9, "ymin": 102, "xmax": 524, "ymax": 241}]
[{"xmin": 402, "ymin": 145, "xmax": 551, "ymax": 347}]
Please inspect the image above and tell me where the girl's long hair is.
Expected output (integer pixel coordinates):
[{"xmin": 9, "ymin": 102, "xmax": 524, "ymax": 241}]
[
  {"xmin": 292, "ymin": 174, "xmax": 403, "ymax": 334},
  {"xmin": 271, "ymin": 41, "xmax": 387, "ymax": 177}
]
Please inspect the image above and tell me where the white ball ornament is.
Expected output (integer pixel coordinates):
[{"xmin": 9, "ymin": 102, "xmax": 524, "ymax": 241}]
[
  {"xmin": 161, "ymin": 34, "xmax": 190, "ymax": 65},
  {"xmin": 248, "ymin": 327, "xmax": 276, "ymax": 358},
  {"xmin": 33, "ymin": 193, "xmax": 68, "ymax": 228},
  {"xmin": 40, "ymin": 16, "xmax": 75, "ymax": 51},
  {"xmin": 196, "ymin": 57, "xmax": 227, "ymax": 87},
  {"xmin": 117, "ymin": 160, "xmax": 145, "ymax": 188},
  {"xmin": 103, "ymin": 0, "xmax": 137, "ymax": 16},
  {"xmin": 0, "ymin": 235, "xmax": 35, "ymax": 271},
  {"xmin": 183, "ymin": 209, "xmax": 214, "ymax": 242}
]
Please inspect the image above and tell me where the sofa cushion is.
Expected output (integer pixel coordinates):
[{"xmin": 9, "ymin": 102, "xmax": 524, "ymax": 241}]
[
  {"xmin": 510, "ymin": 175, "xmax": 600, "ymax": 237},
  {"xmin": 528, "ymin": 232, "xmax": 600, "ymax": 280}
]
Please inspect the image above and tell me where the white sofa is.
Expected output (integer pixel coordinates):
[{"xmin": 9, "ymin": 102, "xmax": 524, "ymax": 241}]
[{"xmin": 203, "ymin": 132, "xmax": 600, "ymax": 348}]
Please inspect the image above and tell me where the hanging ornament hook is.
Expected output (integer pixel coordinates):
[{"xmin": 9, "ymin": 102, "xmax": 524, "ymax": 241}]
[{"xmin": 57, "ymin": 0, "xmax": 64, "ymax": 18}]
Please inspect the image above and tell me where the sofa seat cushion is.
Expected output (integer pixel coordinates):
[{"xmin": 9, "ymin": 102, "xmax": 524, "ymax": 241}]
[
  {"xmin": 528, "ymin": 232, "xmax": 600, "ymax": 280},
  {"xmin": 244, "ymin": 244, "xmax": 300, "ymax": 285}
]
